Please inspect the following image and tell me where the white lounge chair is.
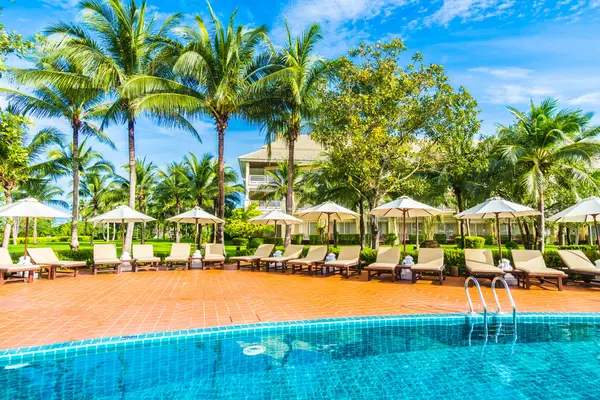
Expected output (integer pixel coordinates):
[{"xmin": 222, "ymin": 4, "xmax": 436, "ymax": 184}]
[
  {"xmin": 230, "ymin": 244, "xmax": 274, "ymax": 271},
  {"xmin": 557, "ymin": 250, "xmax": 600, "ymax": 284},
  {"xmin": 28, "ymin": 247, "xmax": 86, "ymax": 279},
  {"xmin": 364, "ymin": 247, "xmax": 401, "ymax": 282},
  {"xmin": 259, "ymin": 245, "xmax": 304, "ymax": 272},
  {"xmin": 93, "ymin": 244, "xmax": 123, "ymax": 274},
  {"xmin": 411, "ymin": 248, "xmax": 445, "ymax": 285},
  {"xmin": 0, "ymin": 248, "xmax": 41, "ymax": 285},
  {"xmin": 132, "ymin": 244, "xmax": 161, "ymax": 271},
  {"xmin": 204, "ymin": 244, "xmax": 226, "ymax": 269},
  {"xmin": 323, "ymin": 246, "xmax": 361, "ymax": 278},
  {"xmin": 288, "ymin": 245, "xmax": 328, "ymax": 275},
  {"xmin": 464, "ymin": 249, "xmax": 505, "ymax": 281},
  {"xmin": 512, "ymin": 250, "xmax": 567, "ymax": 290},
  {"xmin": 164, "ymin": 243, "xmax": 191, "ymax": 270}
]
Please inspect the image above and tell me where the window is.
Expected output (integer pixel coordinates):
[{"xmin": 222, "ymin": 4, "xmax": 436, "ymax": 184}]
[{"xmin": 337, "ymin": 221, "xmax": 356, "ymax": 234}]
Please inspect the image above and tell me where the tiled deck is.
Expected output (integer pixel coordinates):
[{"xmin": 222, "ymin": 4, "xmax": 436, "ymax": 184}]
[{"xmin": 1, "ymin": 266, "xmax": 599, "ymax": 350}]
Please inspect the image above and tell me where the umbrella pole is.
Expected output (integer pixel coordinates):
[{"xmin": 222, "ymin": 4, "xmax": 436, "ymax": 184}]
[
  {"xmin": 24, "ymin": 217, "xmax": 29, "ymax": 260},
  {"xmin": 496, "ymin": 213, "xmax": 503, "ymax": 261},
  {"xmin": 327, "ymin": 214, "xmax": 331, "ymax": 250},
  {"xmin": 403, "ymin": 210, "xmax": 407, "ymax": 257},
  {"xmin": 593, "ymin": 215, "xmax": 600, "ymax": 253},
  {"xmin": 121, "ymin": 219, "xmax": 125, "ymax": 255},
  {"xmin": 194, "ymin": 219, "xmax": 199, "ymax": 252}
]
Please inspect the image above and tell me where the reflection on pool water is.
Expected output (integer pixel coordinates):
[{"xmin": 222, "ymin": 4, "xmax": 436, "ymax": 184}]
[{"xmin": 1, "ymin": 314, "xmax": 599, "ymax": 399}]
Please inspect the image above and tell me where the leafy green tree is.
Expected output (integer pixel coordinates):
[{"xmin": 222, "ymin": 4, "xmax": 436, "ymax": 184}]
[
  {"xmin": 224, "ymin": 203, "xmax": 271, "ymax": 240},
  {"xmin": 2, "ymin": 54, "xmax": 114, "ymax": 249},
  {"xmin": 46, "ymin": 0, "xmax": 194, "ymax": 252},
  {"xmin": 252, "ymin": 22, "xmax": 329, "ymax": 245},
  {"xmin": 423, "ymin": 87, "xmax": 487, "ymax": 247},
  {"xmin": 314, "ymin": 40, "xmax": 454, "ymax": 248},
  {"xmin": 497, "ymin": 98, "xmax": 600, "ymax": 251},
  {"xmin": 183, "ymin": 153, "xmax": 217, "ymax": 210},
  {"xmin": 122, "ymin": 2, "xmax": 269, "ymax": 244}
]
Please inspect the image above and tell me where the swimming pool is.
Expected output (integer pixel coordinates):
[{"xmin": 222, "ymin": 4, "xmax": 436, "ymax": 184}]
[{"xmin": 1, "ymin": 313, "xmax": 599, "ymax": 399}]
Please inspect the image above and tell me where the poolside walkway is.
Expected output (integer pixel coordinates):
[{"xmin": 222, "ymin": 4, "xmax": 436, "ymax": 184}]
[{"xmin": 1, "ymin": 266, "xmax": 599, "ymax": 349}]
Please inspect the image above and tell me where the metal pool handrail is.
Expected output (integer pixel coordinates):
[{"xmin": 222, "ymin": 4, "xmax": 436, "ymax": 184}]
[
  {"xmin": 492, "ymin": 276, "xmax": 517, "ymax": 332},
  {"xmin": 465, "ymin": 276, "xmax": 488, "ymax": 336}
]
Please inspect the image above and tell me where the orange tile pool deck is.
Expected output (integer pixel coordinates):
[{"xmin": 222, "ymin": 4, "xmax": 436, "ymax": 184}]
[{"xmin": 0, "ymin": 265, "xmax": 599, "ymax": 350}]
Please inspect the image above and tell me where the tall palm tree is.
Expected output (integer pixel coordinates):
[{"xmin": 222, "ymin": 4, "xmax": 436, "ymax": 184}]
[
  {"xmin": 46, "ymin": 0, "xmax": 196, "ymax": 252},
  {"xmin": 2, "ymin": 55, "xmax": 114, "ymax": 250},
  {"xmin": 155, "ymin": 162, "xmax": 189, "ymax": 242},
  {"xmin": 16, "ymin": 177, "xmax": 68, "ymax": 244},
  {"xmin": 498, "ymin": 98, "xmax": 600, "ymax": 251},
  {"xmin": 122, "ymin": 3, "xmax": 271, "ymax": 243},
  {"xmin": 252, "ymin": 22, "xmax": 330, "ymax": 245},
  {"xmin": 257, "ymin": 161, "xmax": 305, "ymax": 205},
  {"xmin": 44, "ymin": 139, "xmax": 115, "ymax": 183}
]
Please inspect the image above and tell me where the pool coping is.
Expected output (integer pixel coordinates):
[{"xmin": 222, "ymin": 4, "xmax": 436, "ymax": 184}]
[{"xmin": 2, "ymin": 312, "xmax": 600, "ymax": 364}]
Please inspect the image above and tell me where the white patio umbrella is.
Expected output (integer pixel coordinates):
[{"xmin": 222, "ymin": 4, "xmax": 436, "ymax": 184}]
[
  {"xmin": 88, "ymin": 205, "xmax": 155, "ymax": 253},
  {"xmin": 0, "ymin": 197, "xmax": 70, "ymax": 259},
  {"xmin": 371, "ymin": 196, "xmax": 444, "ymax": 256},
  {"xmin": 167, "ymin": 207, "xmax": 224, "ymax": 250},
  {"xmin": 548, "ymin": 196, "xmax": 600, "ymax": 251},
  {"xmin": 455, "ymin": 197, "xmax": 540, "ymax": 260},
  {"xmin": 249, "ymin": 210, "xmax": 302, "ymax": 244},
  {"xmin": 297, "ymin": 201, "xmax": 358, "ymax": 245}
]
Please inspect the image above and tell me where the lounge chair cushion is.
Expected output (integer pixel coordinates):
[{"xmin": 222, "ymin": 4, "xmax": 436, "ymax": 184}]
[
  {"xmin": 411, "ymin": 248, "xmax": 444, "ymax": 272},
  {"xmin": 0, "ymin": 264, "xmax": 41, "ymax": 272},
  {"xmin": 324, "ymin": 258, "xmax": 359, "ymax": 267},
  {"xmin": 261, "ymin": 256, "xmax": 295, "ymax": 263},
  {"xmin": 230, "ymin": 244, "xmax": 274, "ymax": 263},
  {"xmin": 466, "ymin": 262, "xmax": 505, "ymax": 275},
  {"xmin": 53, "ymin": 260, "xmax": 87, "ymax": 267},
  {"xmin": 165, "ymin": 256, "xmax": 190, "ymax": 262},
  {"xmin": 94, "ymin": 244, "xmax": 119, "ymax": 262},
  {"xmin": 94, "ymin": 258, "xmax": 122, "ymax": 265},
  {"xmin": 411, "ymin": 263, "xmax": 444, "ymax": 272},
  {"xmin": 512, "ymin": 250, "xmax": 566, "ymax": 276},
  {"xmin": 230, "ymin": 255, "xmax": 260, "ymax": 262},
  {"xmin": 557, "ymin": 250, "xmax": 599, "ymax": 274},
  {"xmin": 288, "ymin": 245, "xmax": 328, "ymax": 265},
  {"xmin": 168, "ymin": 243, "xmax": 191, "ymax": 259},
  {"xmin": 204, "ymin": 255, "xmax": 225, "ymax": 262},
  {"xmin": 0, "ymin": 248, "xmax": 14, "ymax": 265},
  {"xmin": 365, "ymin": 263, "xmax": 397, "ymax": 271},
  {"xmin": 136, "ymin": 257, "xmax": 161, "ymax": 263},
  {"xmin": 336, "ymin": 246, "xmax": 361, "ymax": 262}
]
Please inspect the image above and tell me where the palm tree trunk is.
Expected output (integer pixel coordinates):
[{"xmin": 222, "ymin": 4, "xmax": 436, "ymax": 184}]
[
  {"xmin": 1, "ymin": 191, "xmax": 13, "ymax": 248},
  {"xmin": 33, "ymin": 218, "xmax": 38, "ymax": 245},
  {"xmin": 124, "ymin": 116, "xmax": 136, "ymax": 254},
  {"xmin": 216, "ymin": 114, "xmax": 228, "ymax": 245},
  {"xmin": 359, "ymin": 201, "xmax": 365, "ymax": 250},
  {"xmin": 455, "ymin": 187, "xmax": 466, "ymax": 249},
  {"xmin": 538, "ymin": 186, "xmax": 545, "ymax": 252},
  {"xmin": 70, "ymin": 123, "xmax": 81, "ymax": 250},
  {"xmin": 285, "ymin": 138, "xmax": 296, "ymax": 247}
]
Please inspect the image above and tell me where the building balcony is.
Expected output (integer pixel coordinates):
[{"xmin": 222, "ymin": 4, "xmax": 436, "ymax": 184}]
[
  {"xmin": 247, "ymin": 175, "xmax": 277, "ymax": 191},
  {"xmin": 247, "ymin": 200, "xmax": 283, "ymax": 211}
]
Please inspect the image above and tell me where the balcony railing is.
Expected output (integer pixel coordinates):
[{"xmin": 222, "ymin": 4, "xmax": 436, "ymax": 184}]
[
  {"xmin": 248, "ymin": 174, "xmax": 277, "ymax": 185},
  {"xmin": 248, "ymin": 200, "xmax": 283, "ymax": 211}
]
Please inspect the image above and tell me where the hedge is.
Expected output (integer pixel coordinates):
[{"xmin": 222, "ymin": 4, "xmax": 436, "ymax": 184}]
[
  {"xmin": 232, "ymin": 238, "xmax": 249, "ymax": 247},
  {"xmin": 14, "ymin": 236, "xmax": 92, "ymax": 245},
  {"xmin": 337, "ymin": 234, "xmax": 360, "ymax": 245},
  {"xmin": 248, "ymin": 238, "xmax": 264, "ymax": 249},
  {"xmin": 433, "ymin": 233, "xmax": 447, "ymax": 244},
  {"xmin": 309, "ymin": 234, "xmax": 324, "ymax": 245},
  {"xmin": 292, "ymin": 234, "xmax": 303, "ymax": 245},
  {"xmin": 455, "ymin": 236, "xmax": 485, "ymax": 249},
  {"xmin": 263, "ymin": 237, "xmax": 284, "ymax": 246}
]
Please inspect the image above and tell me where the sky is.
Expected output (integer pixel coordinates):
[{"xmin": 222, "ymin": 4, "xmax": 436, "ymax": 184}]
[{"xmin": 3, "ymin": 0, "xmax": 600, "ymax": 203}]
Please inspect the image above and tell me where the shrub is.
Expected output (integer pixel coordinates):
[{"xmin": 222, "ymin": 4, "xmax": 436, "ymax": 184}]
[
  {"xmin": 558, "ymin": 245, "xmax": 594, "ymax": 251},
  {"xmin": 55, "ymin": 249, "xmax": 94, "ymax": 267},
  {"xmin": 420, "ymin": 240, "xmax": 440, "ymax": 248},
  {"xmin": 292, "ymin": 234, "xmax": 303, "ymax": 245},
  {"xmin": 248, "ymin": 238, "xmax": 264, "ymax": 249},
  {"xmin": 232, "ymin": 238, "xmax": 249, "ymax": 247},
  {"xmin": 15, "ymin": 236, "xmax": 91, "ymax": 244},
  {"xmin": 465, "ymin": 236, "xmax": 485, "ymax": 249},
  {"xmin": 235, "ymin": 248, "xmax": 254, "ymax": 256},
  {"xmin": 359, "ymin": 247, "xmax": 377, "ymax": 264},
  {"xmin": 337, "ymin": 234, "xmax": 360, "ymax": 245},
  {"xmin": 263, "ymin": 237, "xmax": 284, "ymax": 246},
  {"xmin": 484, "ymin": 235, "xmax": 496, "ymax": 245},
  {"xmin": 433, "ymin": 233, "xmax": 447, "ymax": 244},
  {"xmin": 309, "ymin": 234, "xmax": 324, "ymax": 245},
  {"xmin": 408, "ymin": 234, "xmax": 417, "ymax": 244},
  {"xmin": 443, "ymin": 248, "xmax": 466, "ymax": 276},
  {"xmin": 504, "ymin": 241, "xmax": 519, "ymax": 250},
  {"xmin": 384, "ymin": 233, "xmax": 397, "ymax": 246}
]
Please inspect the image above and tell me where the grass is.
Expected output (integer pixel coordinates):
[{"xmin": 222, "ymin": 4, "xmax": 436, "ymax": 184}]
[{"xmin": 8, "ymin": 238, "xmax": 238, "ymax": 256}]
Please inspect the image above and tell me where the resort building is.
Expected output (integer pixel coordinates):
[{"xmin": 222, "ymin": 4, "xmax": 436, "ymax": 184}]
[{"xmin": 239, "ymin": 136, "xmax": 531, "ymax": 242}]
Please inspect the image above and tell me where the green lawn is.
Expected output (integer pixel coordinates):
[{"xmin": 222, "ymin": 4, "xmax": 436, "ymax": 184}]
[{"xmin": 8, "ymin": 238, "xmax": 238, "ymax": 257}]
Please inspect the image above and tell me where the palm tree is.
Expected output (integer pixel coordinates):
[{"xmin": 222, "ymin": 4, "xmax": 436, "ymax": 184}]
[
  {"xmin": 2, "ymin": 55, "xmax": 114, "ymax": 250},
  {"xmin": 155, "ymin": 162, "xmax": 189, "ymax": 242},
  {"xmin": 80, "ymin": 172, "xmax": 119, "ymax": 244},
  {"xmin": 257, "ymin": 161, "xmax": 305, "ymax": 205},
  {"xmin": 498, "ymin": 98, "xmax": 600, "ymax": 251},
  {"xmin": 183, "ymin": 153, "xmax": 217, "ymax": 210},
  {"xmin": 252, "ymin": 22, "xmax": 330, "ymax": 245},
  {"xmin": 16, "ymin": 177, "xmax": 68, "ymax": 244},
  {"xmin": 122, "ymin": 3, "xmax": 271, "ymax": 243},
  {"xmin": 44, "ymin": 139, "xmax": 114, "ymax": 183},
  {"xmin": 46, "ymin": 0, "xmax": 196, "ymax": 252}
]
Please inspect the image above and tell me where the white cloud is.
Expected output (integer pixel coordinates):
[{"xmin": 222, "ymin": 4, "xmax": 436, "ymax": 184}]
[
  {"xmin": 154, "ymin": 120, "xmax": 215, "ymax": 138},
  {"xmin": 566, "ymin": 92, "xmax": 600, "ymax": 105},
  {"xmin": 424, "ymin": 0, "xmax": 516, "ymax": 27},
  {"xmin": 41, "ymin": 0, "xmax": 79, "ymax": 9},
  {"xmin": 469, "ymin": 67, "xmax": 533, "ymax": 79},
  {"xmin": 483, "ymin": 84, "xmax": 555, "ymax": 104}
]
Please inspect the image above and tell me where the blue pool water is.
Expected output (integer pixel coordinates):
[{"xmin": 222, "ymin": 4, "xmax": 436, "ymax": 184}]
[{"xmin": 0, "ymin": 314, "xmax": 599, "ymax": 399}]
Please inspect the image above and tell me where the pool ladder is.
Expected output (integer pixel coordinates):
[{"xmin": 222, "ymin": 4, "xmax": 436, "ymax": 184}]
[{"xmin": 465, "ymin": 276, "xmax": 517, "ymax": 340}]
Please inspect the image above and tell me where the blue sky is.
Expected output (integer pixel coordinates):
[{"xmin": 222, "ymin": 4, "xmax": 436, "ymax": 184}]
[{"xmin": 3, "ymin": 0, "xmax": 600, "ymax": 201}]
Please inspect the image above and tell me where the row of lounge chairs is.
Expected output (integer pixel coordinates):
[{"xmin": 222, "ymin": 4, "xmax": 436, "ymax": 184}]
[
  {"xmin": 465, "ymin": 249, "xmax": 599, "ymax": 290},
  {"xmin": 2, "ymin": 242, "xmax": 597, "ymax": 290}
]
